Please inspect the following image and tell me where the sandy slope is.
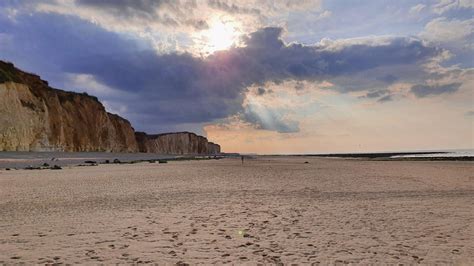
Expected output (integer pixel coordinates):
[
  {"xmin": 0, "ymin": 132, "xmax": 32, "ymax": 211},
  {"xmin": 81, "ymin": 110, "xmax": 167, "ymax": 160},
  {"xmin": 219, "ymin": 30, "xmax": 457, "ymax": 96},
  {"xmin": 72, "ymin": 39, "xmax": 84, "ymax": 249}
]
[{"xmin": 0, "ymin": 157, "xmax": 473, "ymax": 264}]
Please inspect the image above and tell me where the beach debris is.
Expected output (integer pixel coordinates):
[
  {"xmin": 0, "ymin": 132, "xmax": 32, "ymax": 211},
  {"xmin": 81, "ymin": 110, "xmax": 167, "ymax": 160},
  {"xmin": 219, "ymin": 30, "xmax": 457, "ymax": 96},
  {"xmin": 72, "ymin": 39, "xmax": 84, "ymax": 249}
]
[
  {"xmin": 82, "ymin": 160, "xmax": 98, "ymax": 166},
  {"xmin": 51, "ymin": 165, "xmax": 62, "ymax": 170},
  {"xmin": 25, "ymin": 165, "xmax": 41, "ymax": 170},
  {"xmin": 304, "ymin": 161, "xmax": 309, "ymax": 164},
  {"xmin": 238, "ymin": 230, "xmax": 250, "ymax": 238},
  {"xmin": 5, "ymin": 168, "xmax": 11, "ymax": 171}
]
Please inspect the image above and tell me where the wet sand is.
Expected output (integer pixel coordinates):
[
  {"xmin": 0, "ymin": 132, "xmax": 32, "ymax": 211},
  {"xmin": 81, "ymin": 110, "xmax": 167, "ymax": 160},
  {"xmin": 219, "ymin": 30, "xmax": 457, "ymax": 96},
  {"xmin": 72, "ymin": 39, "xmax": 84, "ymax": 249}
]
[{"xmin": 0, "ymin": 157, "xmax": 473, "ymax": 264}]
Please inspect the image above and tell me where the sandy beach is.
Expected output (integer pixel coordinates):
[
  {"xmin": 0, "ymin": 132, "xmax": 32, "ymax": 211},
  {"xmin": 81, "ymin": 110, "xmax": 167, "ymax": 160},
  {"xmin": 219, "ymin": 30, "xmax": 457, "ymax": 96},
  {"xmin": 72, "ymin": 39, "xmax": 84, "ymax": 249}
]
[{"xmin": 0, "ymin": 157, "xmax": 473, "ymax": 264}]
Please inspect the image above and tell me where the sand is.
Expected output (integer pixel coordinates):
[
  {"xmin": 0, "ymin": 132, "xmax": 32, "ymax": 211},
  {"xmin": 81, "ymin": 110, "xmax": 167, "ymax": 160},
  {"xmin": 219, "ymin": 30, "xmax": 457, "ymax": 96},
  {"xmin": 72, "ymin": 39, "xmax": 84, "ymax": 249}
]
[{"xmin": 0, "ymin": 157, "xmax": 473, "ymax": 264}]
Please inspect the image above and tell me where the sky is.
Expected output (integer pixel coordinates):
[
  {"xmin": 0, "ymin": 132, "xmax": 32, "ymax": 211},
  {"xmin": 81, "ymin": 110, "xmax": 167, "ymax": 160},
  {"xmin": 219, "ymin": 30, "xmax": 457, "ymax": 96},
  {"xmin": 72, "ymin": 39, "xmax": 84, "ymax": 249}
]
[{"xmin": 0, "ymin": 0, "xmax": 473, "ymax": 154}]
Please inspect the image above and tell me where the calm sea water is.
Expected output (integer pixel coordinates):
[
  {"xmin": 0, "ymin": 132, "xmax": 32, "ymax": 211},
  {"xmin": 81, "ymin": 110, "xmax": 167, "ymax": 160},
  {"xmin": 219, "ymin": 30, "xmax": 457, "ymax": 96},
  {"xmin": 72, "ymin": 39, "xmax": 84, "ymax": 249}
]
[{"xmin": 391, "ymin": 149, "xmax": 474, "ymax": 158}]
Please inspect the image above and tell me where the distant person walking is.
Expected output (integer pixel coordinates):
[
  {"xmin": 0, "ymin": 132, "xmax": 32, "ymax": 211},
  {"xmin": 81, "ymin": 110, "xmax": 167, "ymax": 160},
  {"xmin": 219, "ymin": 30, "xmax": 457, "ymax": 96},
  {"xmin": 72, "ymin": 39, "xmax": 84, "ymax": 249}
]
[{"xmin": 241, "ymin": 156, "xmax": 244, "ymax": 165}]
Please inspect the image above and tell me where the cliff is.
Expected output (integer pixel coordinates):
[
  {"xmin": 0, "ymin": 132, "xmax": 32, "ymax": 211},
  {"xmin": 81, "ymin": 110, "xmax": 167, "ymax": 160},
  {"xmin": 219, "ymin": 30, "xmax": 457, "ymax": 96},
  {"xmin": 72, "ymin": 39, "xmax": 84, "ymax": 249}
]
[
  {"xmin": 0, "ymin": 61, "xmax": 138, "ymax": 152},
  {"xmin": 0, "ymin": 61, "xmax": 221, "ymax": 154},
  {"xmin": 135, "ymin": 132, "xmax": 221, "ymax": 155}
]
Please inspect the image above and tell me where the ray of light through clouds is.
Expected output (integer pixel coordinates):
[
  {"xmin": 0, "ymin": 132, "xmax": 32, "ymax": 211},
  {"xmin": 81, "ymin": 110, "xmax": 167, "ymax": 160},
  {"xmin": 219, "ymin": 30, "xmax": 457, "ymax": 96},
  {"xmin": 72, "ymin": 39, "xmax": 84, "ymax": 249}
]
[{"xmin": 0, "ymin": 0, "xmax": 472, "ymax": 153}]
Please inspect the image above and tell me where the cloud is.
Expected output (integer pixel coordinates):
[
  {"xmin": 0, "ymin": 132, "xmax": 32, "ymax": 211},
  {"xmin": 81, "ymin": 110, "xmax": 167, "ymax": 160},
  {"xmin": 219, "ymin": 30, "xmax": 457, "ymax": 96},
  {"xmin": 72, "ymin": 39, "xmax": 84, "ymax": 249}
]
[
  {"xmin": 32, "ymin": 0, "xmax": 322, "ymax": 42},
  {"xmin": 432, "ymin": 0, "xmax": 474, "ymax": 14},
  {"xmin": 294, "ymin": 81, "xmax": 305, "ymax": 91},
  {"xmin": 361, "ymin": 89, "xmax": 390, "ymax": 99},
  {"xmin": 27, "ymin": 0, "xmax": 318, "ymax": 55},
  {"xmin": 377, "ymin": 94, "xmax": 393, "ymax": 103},
  {"xmin": 207, "ymin": 0, "xmax": 261, "ymax": 15},
  {"xmin": 410, "ymin": 4, "xmax": 426, "ymax": 14},
  {"xmin": 317, "ymin": 10, "xmax": 332, "ymax": 20},
  {"xmin": 421, "ymin": 17, "xmax": 474, "ymax": 45},
  {"xmin": 0, "ymin": 12, "xmax": 452, "ymax": 132},
  {"xmin": 74, "ymin": 0, "xmax": 211, "ymax": 30},
  {"xmin": 373, "ymin": 74, "xmax": 399, "ymax": 84},
  {"xmin": 410, "ymin": 82, "xmax": 462, "ymax": 97},
  {"xmin": 256, "ymin": 87, "xmax": 266, "ymax": 95},
  {"xmin": 359, "ymin": 89, "xmax": 394, "ymax": 103},
  {"xmin": 76, "ymin": 0, "xmax": 166, "ymax": 15}
]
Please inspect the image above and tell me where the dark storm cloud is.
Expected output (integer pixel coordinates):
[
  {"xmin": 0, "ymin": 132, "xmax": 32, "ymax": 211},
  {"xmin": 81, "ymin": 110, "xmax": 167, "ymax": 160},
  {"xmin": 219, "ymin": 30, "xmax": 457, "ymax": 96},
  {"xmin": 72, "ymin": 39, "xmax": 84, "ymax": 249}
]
[
  {"xmin": 410, "ymin": 83, "xmax": 462, "ymax": 98},
  {"xmin": 0, "ymin": 13, "xmax": 446, "ymax": 132}
]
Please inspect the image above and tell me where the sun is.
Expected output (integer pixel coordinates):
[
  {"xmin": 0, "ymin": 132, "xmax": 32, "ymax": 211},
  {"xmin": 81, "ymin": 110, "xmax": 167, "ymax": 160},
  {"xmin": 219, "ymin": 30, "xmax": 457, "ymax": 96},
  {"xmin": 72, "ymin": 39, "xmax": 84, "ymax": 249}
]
[
  {"xmin": 196, "ymin": 18, "xmax": 240, "ymax": 54},
  {"xmin": 206, "ymin": 21, "xmax": 235, "ymax": 51}
]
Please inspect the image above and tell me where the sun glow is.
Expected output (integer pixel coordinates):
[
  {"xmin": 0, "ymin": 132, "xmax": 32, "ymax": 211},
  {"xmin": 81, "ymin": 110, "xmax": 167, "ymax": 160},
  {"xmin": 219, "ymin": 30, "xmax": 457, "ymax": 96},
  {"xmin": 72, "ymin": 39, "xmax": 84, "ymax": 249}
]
[{"xmin": 196, "ymin": 18, "xmax": 240, "ymax": 54}]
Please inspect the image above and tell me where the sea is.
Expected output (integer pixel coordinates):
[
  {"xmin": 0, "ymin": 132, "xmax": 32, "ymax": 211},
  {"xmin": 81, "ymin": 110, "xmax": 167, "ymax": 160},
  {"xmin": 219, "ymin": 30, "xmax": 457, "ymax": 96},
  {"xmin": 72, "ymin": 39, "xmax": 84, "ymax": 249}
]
[
  {"xmin": 0, "ymin": 149, "xmax": 472, "ymax": 169},
  {"xmin": 390, "ymin": 149, "xmax": 474, "ymax": 158}
]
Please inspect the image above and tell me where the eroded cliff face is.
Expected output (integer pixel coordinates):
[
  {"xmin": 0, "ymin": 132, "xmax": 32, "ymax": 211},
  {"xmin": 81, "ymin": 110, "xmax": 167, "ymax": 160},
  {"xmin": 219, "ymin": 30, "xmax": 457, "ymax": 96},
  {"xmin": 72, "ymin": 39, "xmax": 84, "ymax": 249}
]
[
  {"xmin": 0, "ymin": 61, "xmax": 222, "ymax": 154},
  {"xmin": 0, "ymin": 61, "xmax": 138, "ymax": 152},
  {"xmin": 135, "ymin": 132, "xmax": 221, "ymax": 155}
]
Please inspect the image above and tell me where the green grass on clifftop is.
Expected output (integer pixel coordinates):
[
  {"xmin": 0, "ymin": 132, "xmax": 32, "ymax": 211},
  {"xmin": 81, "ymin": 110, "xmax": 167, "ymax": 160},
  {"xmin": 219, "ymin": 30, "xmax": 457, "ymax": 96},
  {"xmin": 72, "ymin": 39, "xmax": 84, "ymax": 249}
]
[{"xmin": 0, "ymin": 62, "xmax": 21, "ymax": 83}]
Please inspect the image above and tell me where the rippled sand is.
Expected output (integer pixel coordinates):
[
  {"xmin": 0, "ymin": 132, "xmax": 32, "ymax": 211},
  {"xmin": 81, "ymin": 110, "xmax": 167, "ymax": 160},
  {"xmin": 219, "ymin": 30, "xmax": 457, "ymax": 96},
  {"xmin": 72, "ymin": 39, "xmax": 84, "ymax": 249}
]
[{"xmin": 0, "ymin": 157, "xmax": 473, "ymax": 264}]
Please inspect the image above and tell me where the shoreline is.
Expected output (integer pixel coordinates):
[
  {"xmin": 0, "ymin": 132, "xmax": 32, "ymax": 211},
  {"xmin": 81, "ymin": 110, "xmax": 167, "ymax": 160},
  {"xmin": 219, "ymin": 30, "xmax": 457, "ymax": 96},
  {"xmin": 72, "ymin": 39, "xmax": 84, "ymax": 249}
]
[
  {"xmin": 0, "ymin": 151, "xmax": 224, "ymax": 170},
  {"xmin": 0, "ymin": 152, "xmax": 472, "ymax": 170}
]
